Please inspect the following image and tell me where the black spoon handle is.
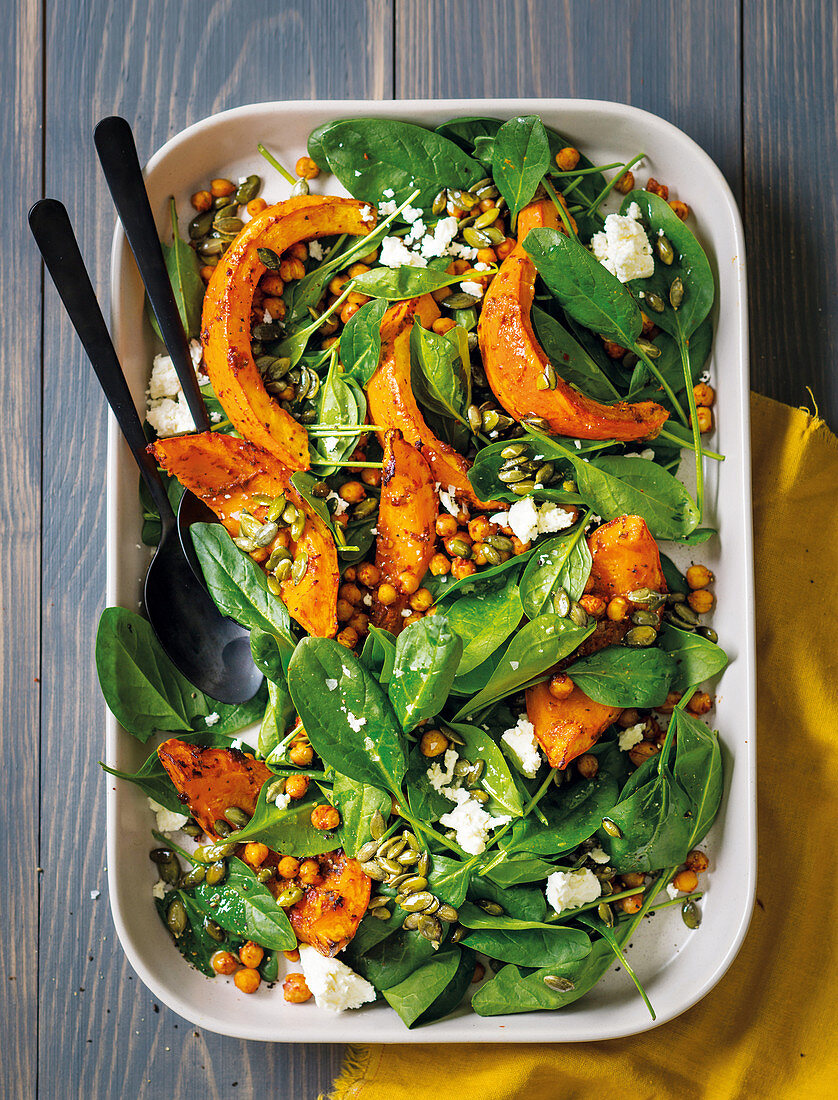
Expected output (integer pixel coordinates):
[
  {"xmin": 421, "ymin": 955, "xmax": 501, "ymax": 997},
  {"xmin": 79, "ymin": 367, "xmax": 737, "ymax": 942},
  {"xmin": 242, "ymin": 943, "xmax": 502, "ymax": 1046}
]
[
  {"xmin": 28, "ymin": 198, "xmax": 175, "ymax": 525},
  {"xmin": 94, "ymin": 115, "xmax": 210, "ymax": 432}
]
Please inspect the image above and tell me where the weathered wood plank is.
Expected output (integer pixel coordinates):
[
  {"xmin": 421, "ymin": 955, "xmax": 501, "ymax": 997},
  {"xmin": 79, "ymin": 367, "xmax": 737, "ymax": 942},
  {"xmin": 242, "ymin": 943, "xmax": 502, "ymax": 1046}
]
[
  {"xmin": 0, "ymin": 2, "xmax": 42, "ymax": 1098},
  {"xmin": 39, "ymin": 2, "xmax": 391, "ymax": 1097},
  {"xmin": 396, "ymin": 0, "xmax": 742, "ymax": 199},
  {"xmin": 743, "ymin": 0, "xmax": 838, "ymax": 425}
]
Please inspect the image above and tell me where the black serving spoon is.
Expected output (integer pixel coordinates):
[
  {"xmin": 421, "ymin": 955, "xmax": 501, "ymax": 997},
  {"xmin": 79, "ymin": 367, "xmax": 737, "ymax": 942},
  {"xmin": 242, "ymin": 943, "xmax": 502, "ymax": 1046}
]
[
  {"xmin": 93, "ymin": 114, "xmax": 217, "ymax": 582},
  {"xmin": 29, "ymin": 198, "xmax": 263, "ymax": 704}
]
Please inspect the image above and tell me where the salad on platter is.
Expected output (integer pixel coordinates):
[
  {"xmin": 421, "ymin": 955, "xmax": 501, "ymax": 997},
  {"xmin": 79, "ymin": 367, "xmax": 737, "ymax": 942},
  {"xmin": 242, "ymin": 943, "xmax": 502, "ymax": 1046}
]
[{"xmin": 99, "ymin": 112, "xmax": 727, "ymax": 1026}]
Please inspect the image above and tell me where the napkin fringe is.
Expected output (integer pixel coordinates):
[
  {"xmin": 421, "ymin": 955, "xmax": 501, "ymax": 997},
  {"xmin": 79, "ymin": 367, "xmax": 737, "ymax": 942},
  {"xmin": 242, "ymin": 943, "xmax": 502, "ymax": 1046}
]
[{"xmin": 321, "ymin": 1044, "xmax": 372, "ymax": 1099}]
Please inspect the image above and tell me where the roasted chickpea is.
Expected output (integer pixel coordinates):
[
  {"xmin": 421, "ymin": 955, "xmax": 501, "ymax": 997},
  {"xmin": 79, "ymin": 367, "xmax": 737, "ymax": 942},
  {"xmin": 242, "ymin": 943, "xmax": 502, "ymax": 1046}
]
[
  {"xmin": 510, "ymin": 535, "xmax": 530, "ymax": 555},
  {"xmin": 289, "ymin": 741, "xmax": 314, "ymax": 767},
  {"xmin": 686, "ymin": 563, "xmax": 715, "ymax": 589},
  {"xmin": 328, "ymin": 273, "xmax": 350, "ymax": 296},
  {"xmin": 238, "ymin": 941, "xmax": 264, "ymax": 969},
  {"xmin": 211, "ymin": 950, "xmax": 239, "ymax": 975},
  {"xmin": 435, "ymin": 514, "xmax": 459, "ymax": 538},
  {"xmin": 295, "ymin": 156, "xmax": 320, "ymax": 180},
  {"xmin": 376, "ymin": 583, "xmax": 398, "ymax": 606},
  {"xmin": 645, "ymin": 178, "xmax": 669, "ymax": 200},
  {"xmin": 242, "ymin": 842, "xmax": 269, "ymax": 868},
  {"xmin": 495, "ymin": 237, "xmax": 516, "ymax": 260},
  {"xmin": 277, "ymin": 856, "xmax": 300, "ymax": 879},
  {"xmin": 260, "ymin": 273, "xmax": 285, "ymax": 297},
  {"xmin": 420, "ymin": 728, "xmax": 449, "ymax": 757},
  {"xmin": 693, "ymin": 383, "xmax": 716, "ymax": 408},
  {"xmin": 619, "ymin": 894, "xmax": 643, "ymax": 915},
  {"xmin": 548, "ymin": 673, "xmax": 575, "ymax": 700},
  {"xmin": 191, "ymin": 189, "xmax": 213, "ymax": 212},
  {"xmin": 311, "ymin": 804, "xmax": 340, "ymax": 831},
  {"xmin": 685, "ymin": 849, "xmax": 710, "ymax": 874},
  {"xmin": 576, "ymin": 753, "xmax": 599, "ymax": 779},
  {"xmin": 621, "ymin": 872, "xmax": 646, "ymax": 889},
  {"xmin": 629, "ymin": 741, "xmax": 659, "ymax": 768},
  {"xmin": 285, "ymin": 775, "xmax": 309, "ymax": 800},
  {"xmin": 579, "ymin": 594, "xmax": 607, "ymax": 619},
  {"xmin": 346, "ymin": 262, "xmax": 370, "ymax": 278},
  {"xmin": 247, "ymin": 197, "xmax": 268, "ymax": 217},
  {"xmin": 451, "ymin": 558, "xmax": 476, "ymax": 580},
  {"xmin": 361, "ymin": 467, "xmax": 382, "ymax": 487},
  {"xmin": 657, "ymin": 690, "xmax": 683, "ymax": 714},
  {"xmin": 283, "ymin": 948, "xmax": 300, "ymax": 962},
  {"xmin": 640, "ymin": 311, "xmax": 657, "ymax": 337},
  {"xmin": 342, "ymin": 566, "xmax": 357, "ymax": 582},
  {"xmin": 687, "ymin": 589, "xmax": 715, "ymax": 614},
  {"xmin": 354, "ymin": 563, "xmax": 379, "ymax": 589},
  {"xmin": 476, "ymin": 247, "xmax": 497, "ymax": 264},
  {"xmin": 336, "ymin": 599, "xmax": 354, "ymax": 623},
  {"xmin": 262, "ymin": 297, "xmax": 286, "ymax": 322},
  {"xmin": 686, "ymin": 690, "xmax": 713, "ymax": 716},
  {"xmin": 199, "ymin": 265, "xmax": 215, "ymax": 284},
  {"xmin": 283, "ymin": 973, "xmax": 312, "ymax": 1003},
  {"xmin": 472, "ymin": 961, "xmax": 486, "ymax": 984},
  {"xmin": 602, "ymin": 339, "xmax": 627, "ymax": 359},
  {"xmin": 693, "ymin": 406, "xmax": 714, "ymax": 434},
  {"xmin": 340, "ymin": 301, "xmax": 360, "ymax": 324},
  {"xmin": 410, "ymin": 588, "xmax": 434, "ymax": 612},
  {"xmin": 348, "ymin": 612, "xmax": 369, "ymax": 636},
  {"xmin": 673, "ymin": 868, "xmax": 699, "ymax": 893},
  {"xmin": 298, "ymin": 859, "xmax": 322, "ymax": 886},
  {"xmin": 234, "ymin": 967, "xmax": 261, "ymax": 994},
  {"xmin": 279, "ymin": 257, "xmax": 306, "ymax": 282},
  {"xmin": 289, "ymin": 241, "xmax": 308, "ymax": 261},
  {"xmin": 398, "ymin": 571, "xmax": 420, "ymax": 596},
  {"xmin": 429, "ymin": 553, "xmax": 451, "ymax": 576},
  {"xmin": 555, "ymin": 146, "xmax": 581, "ymax": 171},
  {"xmin": 210, "ymin": 177, "xmax": 236, "ymax": 198},
  {"xmin": 614, "ymin": 169, "xmax": 635, "ymax": 194},
  {"xmin": 669, "ymin": 199, "xmax": 690, "ymax": 221},
  {"xmin": 468, "ymin": 516, "xmax": 493, "ymax": 542},
  {"xmin": 617, "ymin": 708, "xmax": 640, "ymax": 728},
  {"xmin": 320, "ymin": 335, "xmax": 340, "ymax": 351},
  {"xmin": 431, "ymin": 285, "xmax": 451, "ymax": 303},
  {"xmin": 432, "ymin": 317, "xmax": 456, "ymax": 335},
  {"xmin": 606, "ymin": 596, "xmax": 630, "ymax": 621},
  {"xmin": 339, "ymin": 481, "xmax": 366, "ymax": 504},
  {"xmin": 339, "ymin": 582, "xmax": 363, "ymax": 605}
]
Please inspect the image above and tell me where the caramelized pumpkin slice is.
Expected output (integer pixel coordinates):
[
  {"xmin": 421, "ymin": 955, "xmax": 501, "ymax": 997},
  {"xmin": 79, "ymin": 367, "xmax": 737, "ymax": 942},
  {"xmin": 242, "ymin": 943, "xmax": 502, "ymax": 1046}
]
[
  {"xmin": 151, "ymin": 432, "xmax": 339, "ymax": 638},
  {"xmin": 367, "ymin": 297, "xmax": 500, "ymax": 510},
  {"xmin": 477, "ymin": 200, "xmax": 669, "ymax": 442},
  {"xmin": 371, "ymin": 430, "xmax": 438, "ymax": 633},
  {"xmin": 289, "ymin": 849, "xmax": 372, "ymax": 957},
  {"xmin": 202, "ymin": 195, "xmax": 376, "ymax": 470},
  {"xmin": 157, "ymin": 738, "xmax": 271, "ymax": 838},
  {"xmin": 527, "ymin": 682, "xmax": 621, "ymax": 770},
  {"xmin": 527, "ymin": 514, "xmax": 667, "ymax": 767}
]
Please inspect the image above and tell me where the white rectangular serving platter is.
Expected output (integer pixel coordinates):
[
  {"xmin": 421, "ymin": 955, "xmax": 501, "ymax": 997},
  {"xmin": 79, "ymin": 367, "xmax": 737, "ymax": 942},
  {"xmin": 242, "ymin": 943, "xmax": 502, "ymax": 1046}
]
[{"xmin": 107, "ymin": 98, "xmax": 755, "ymax": 1043}]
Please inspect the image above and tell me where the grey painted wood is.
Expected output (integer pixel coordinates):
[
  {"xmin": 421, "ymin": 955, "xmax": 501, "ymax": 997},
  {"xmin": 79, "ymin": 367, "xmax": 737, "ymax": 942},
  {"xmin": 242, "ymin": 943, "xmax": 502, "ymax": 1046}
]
[
  {"xmin": 743, "ymin": 0, "xmax": 838, "ymax": 422},
  {"xmin": 1, "ymin": 3, "xmax": 42, "ymax": 1100},
  {"xmin": 38, "ymin": 3, "xmax": 390, "ymax": 1098}
]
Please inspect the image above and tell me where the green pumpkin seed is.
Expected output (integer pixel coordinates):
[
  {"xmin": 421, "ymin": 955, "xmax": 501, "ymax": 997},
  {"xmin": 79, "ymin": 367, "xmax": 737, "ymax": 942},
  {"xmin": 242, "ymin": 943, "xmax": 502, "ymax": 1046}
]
[
  {"xmin": 399, "ymin": 875, "xmax": 428, "ymax": 894},
  {"xmin": 264, "ymin": 779, "xmax": 285, "ymax": 803},
  {"xmin": 181, "ymin": 865, "xmax": 206, "ymax": 888},
  {"xmin": 418, "ymin": 914, "xmax": 443, "ymax": 942},
  {"xmin": 473, "ymin": 207, "xmax": 501, "ymax": 230},
  {"xmin": 482, "ymin": 545, "xmax": 502, "ymax": 566},
  {"xmin": 356, "ymin": 840, "xmax": 380, "ymax": 864},
  {"xmin": 158, "ymin": 857, "xmax": 181, "ymax": 885},
  {"xmin": 448, "ymin": 537, "xmax": 472, "ymax": 559},
  {"xmin": 631, "ymin": 609, "xmax": 659, "ymax": 627},
  {"xmin": 189, "ymin": 210, "xmax": 215, "ymax": 239},
  {"xmin": 436, "ymin": 904, "xmax": 459, "ymax": 923},
  {"xmin": 360, "ymin": 861, "xmax": 387, "ymax": 881},
  {"xmin": 291, "ymin": 178, "xmax": 310, "ymax": 197},
  {"xmin": 467, "ymin": 760, "xmax": 485, "ymax": 784},
  {"xmin": 252, "ymin": 322, "xmax": 282, "ymax": 342},
  {"xmin": 378, "ymin": 856, "xmax": 403, "ymax": 876},
  {"xmin": 388, "ymin": 872, "xmax": 413, "ymax": 890},
  {"xmin": 511, "ymin": 479, "xmax": 537, "ymax": 495},
  {"xmin": 432, "ymin": 188, "xmax": 448, "ymax": 216},
  {"xmin": 198, "ymin": 238, "xmax": 225, "ymax": 257},
  {"xmin": 597, "ymin": 901, "xmax": 614, "ymax": 927},
  {"xmin": 291, "ymin": 553, "xmax": 308, "ymax": 585},
  {"xmin": 353, "ymin": 497, "xmax": 378, "ymax": 519},
  {"xmin": 483, "ymin": 535, "xmax": 513, "ymax": 554},
  {"xmin": 166, "ymin": 898, "xmax": 187, "ymax": 936},
  {"xmin": 225, "ymin": 806, "xmax": 250, "ymax": 829},
  {"xmin": 655, "ymin": 234, "xmax": 675, "ymax": 265},
  {"xmin": 236, "ymin": 174, "xmax": 261, "ymax": 205},
  {"xmin": 204, "ymin": 918, "xmax": 225, "ymax": 943},
  {"xmin": 378, "ymin": 836, "xmax": 407, "ymax": 859},
  {"xmin": 367, "ymin": 893, "xmax": 390, "ymax": 909},
  {"xmin": 213, "ymin": 216, "xmax": 244, "ymax": 235},
  {"xmin": 473, "ymin": 181, "xmax": 499, "ymax": 199},
  {"xmin": 500, "ymin": 442, "xmax": 527, "ymax": 460},
  {"xmin": 417, "ymin": 851, "xmax": 430, "ymax": 878},
  {"xmin": 552, "ymin": 588, "xmax": 571, "ymax": 617},
  {"xmin": 471, "ymin": 790, "xmax": 490, "ymax": 804},
  {"xmin": 666, "ymin": 591, "xmax": 687, "ymax": 605},
  {"xmin": 253, "ymin": 521, "xmax": 279, "ymax": 548},
  {"xmin": 636, "ymin": 338, "xmax": 661, "ymax": 359},
  {"xmin": 624, "ymin": 625, "xmax": 658, "ymax": 647},
  {"xmin": 481, "ymin": 408, "xmax": 500, "ymax": 432},
  {"xmin": 697, "ymin": 626, "xmax": 719, "ymax": 643},
  {"xmin": 213, "ymin": 819, "xmax": 233, "ymax": 837},
  {"xmin": 274, "ymin": 559, "xmax": 293, "ymax": 583},
  {"xmin": 442, "ymin": 292, "xmax": 481, "ymax": 310},
  {"xmin": 150, "ymin": 847, "xmax": 175, "ymax": 865},
  {"xmin": 256, "ymin": 867, "xmax": 275, "ymax": 884},
  {"xmin": 646, "ymin": 291, "xmax": 666, "ymax": 313},
  {"xmin": 402, "ymin": 913, "xmax": 421, "ymax": 931},
  {"xmin": 290, "ymin": 515, "xmax": 306, "ymax": 541},
  {"xmin": 476, "ymin": 899, "xmax": 504, "ymax": 916},
  {"xmin": 682, "ymin": 900, "xmax": 701, "ymax": 929},
  {"xmin": 669, "ymin": 277, "xmax": 685, "ymax": 310},
  {"xmin": 483, "ymin": 225, "xmax": 506, "ymax": 245},
  {"xmin": 266, "ymin": 545, "xmax": 291, "ymax": 572},
  {"xmin": 627, "ymin": 587, "xmax": 663, "ymax": 606},
  {"xmin": 534, "ymin": 462, "xmax": 555, "ymax": 485},
  {"xmin": 467, "ymin": 404, "xmax": 483, "ymax": 432},
  {"xmin": 463, "ymin": 226, "xmax": 493, "ymax": 249},
  {"xmin": 671, "ymin": 602, "xmax": 700, "ymax": 626},
  {"xmin": 601, "ymin": 817, "xmax": 623, "ymax": 839},
  {"xmin": 569, "ymin": 601, "xmax": 589, "ymax": 628},
  {"xmin": 498, "ymin": 466, "xmax": 531, "ymax": 484},
  {"xmin": 371, "ymin": 810, "xmax": 386, "ymax": 840},
  {"xmin": 401, "ymin": 891, "xmax": 435, "ymax": 913},
  {"xmin": 450, "ymin": 189, "xmax": 479, "ymax": 210},
  {"xmin": 521, "ymin": 415, "xmax": 551, "ymax": 432},
  {"xmin": 371, "ymin": 905, "xmax": 392, "ymax": 921},
  {"xmin": 281, "ymin": 502, "xmax": 298, "ymax": 525},
  {"xmin": 212, "ymin": 193, "xmax": 236, "ymax": 210},
  {"xmin": 542, "ymin": 364, "xmax": 558, "ymax": 389},
  {"xmin": 181, "ymin": 821, "xmax": 202, "ymax": 838},
  {"xmin": 205, "ymin": 860, "xmax": 227, "ymax": 886},
  {"xmin": 277, "ymin": 885, "xmax": 305, "ymax": 908},
  {"xmin": 543, "ymin": 974, "xmax": 575, "ymax": 992}
]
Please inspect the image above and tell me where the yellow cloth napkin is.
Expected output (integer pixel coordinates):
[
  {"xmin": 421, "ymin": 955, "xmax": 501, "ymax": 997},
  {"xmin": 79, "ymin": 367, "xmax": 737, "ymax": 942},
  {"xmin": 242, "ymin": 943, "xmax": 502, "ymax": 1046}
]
[{"xmin": 327, "ymin": 393, "xmax": 838, "ymax": 1100}]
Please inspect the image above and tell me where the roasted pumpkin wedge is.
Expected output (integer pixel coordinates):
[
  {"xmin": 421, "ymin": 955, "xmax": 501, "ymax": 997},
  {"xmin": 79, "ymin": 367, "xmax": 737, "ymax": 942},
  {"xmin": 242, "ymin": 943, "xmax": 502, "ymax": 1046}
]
[
  {"xmin": 202, "ymin": 195, "xmax": 376, "ymax": 470},
  {"xmin": 371, "ymin": 429, "xmax": 438, "ymax": 633},
  {"xmin": 289, "ymin": 849, "xmax": 372, "ymax": 957},
  {"xmin": 156, "ymin": 738, "xmax": 272, "ymax": 838},
  {"xmin": 477, "ymin": 200, "xmax": 669, "ymax": 442},
  {"xmin": 527, "ymin": 514, "xmax": 667, "ymax": 767},
  {"xmin": 367, "ymin": 297, "xmax": 500, "ymax": 510},
  {"xmin": 151, "ymin": 431, "xmax": 339, "ymax": 638}
]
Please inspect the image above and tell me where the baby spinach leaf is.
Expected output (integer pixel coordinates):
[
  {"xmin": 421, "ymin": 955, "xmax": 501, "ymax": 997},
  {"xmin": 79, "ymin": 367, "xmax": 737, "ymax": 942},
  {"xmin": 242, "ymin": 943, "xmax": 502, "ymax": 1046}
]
[
  {"xmin": 96, "ymin": 607, "xmax": 208, "ymax": 740},
  {"xmin": 454, "ymin": 616, "xmax": 595, "ymax": 720},
  {"xmin": 483, "ymin": 854, "xmax": 557, "ymax": 887},
  {"xmin": 445, "ymin": 582, "xmax": 523, "ymax": 676},
  {"xmin": 471, "ymin": 938, "xmax": 615, "ymax": 1016},
  {"xmin": 629, "ymin": 319, "xmax": 713, "ymax": 402},
  {"xmin": 383, "ymin": 947, "xmax": 463, "ymax": 1028},
  {"xmin": 433, "ymin": 545, "xmax": 536, "ymax": 602},
  {"xmin": 288, "ymin": 637, "xmax": 407, "ymax": 793},
  {"xmin": 359, "ymin": 625, "xmax": 397, "ymax": 685},
  {"xmin": 573, "ymin": 455, "xmax": 700, "ymax": 539},
  {"xmin": 491, "ymin": 115, "xmax": 551, "ymax": 228},
  {"xmin": 344, "ymin": 890, "xmax": 410, "ymax": 958},
  {"xmin": 448, "ymin": 722, "xmax": 524, "ymax": 817},
  {"xmin": 308, "ymin": 118, "xmax": 484, "ymax": 206},
  {"xmin": 603, "ymin": 757, "xmax": 693, "ymax": 873},
  {"xmin": 410, "ymin": 319, "xmax": 471, "ymax": 427},
  {"xmin": 339, "ymin": 297, "xmax": 388, "ymax": 387},
  {"xmin": 524, "ymin": 228, "xmax": 642, "ymax": 348},
  {"xmin": 449, "ymin": 643, "xmax": 509, "ymax": 696},
  {"xmin": 577, "ymin": 912, "xmax": 654, "ymax": 1018},
  {"xmin": 671, "ymin": 709, "xmax": 723, "ymax": 850},
  {"xmin": 532, "ymin": 305, "xmax": 621, "ymax": 403},
  {"xmin": 190, "ymin": 523, "xmax": 296, "ymax": 657},
  {"xmin": 457, "ymin": 902, "xmax": 578, "ymax": 936},
  {"xmin": 461, "ymin": 924, "xmax": 590, "ymax": 969},
  {"xmin": 435, "ymin": 116, "xmax": 503, "ymax": 152},
  {"xmin": 351, "ymin": 265, "xmax": 483, "ymax": 301},
  {"xmin": 232, "ymin": 783, "xmax": 339, "ymax": 857},
  {"xmin": 194, "ymin": 856, "xmax": 296, "ymax": 951},
  {"xmin": 428, "ymin": 854, "xmax": 473, "ymax": 907},
  {"xmin": 519, "ymin": 525, "xmax": 592, "ymax": 619},
  {"xmin": 505, "ymin": 760, "xmax": 621, "ymax": 856},
  {"xmin": 468, "ymin": 876, "xmax": 546, "ymax": 921},
  {"xmin": 332, "ymin": 774, "xmax": 391, "ymax": 858},
  {"xmin": 389, "ymin": 615, "xmax": 463, "ymax": 732},
  {"xmin": 412, "ymin": 946, "xmax": 476, "ymax": 1027},
  {"xmin": 566, "ymin": 645, "xmax": 677, "ymax": 708},
  {"xmin": 622, "ymin": 190, "xmax": 715, "ymax": 341},
  {"xmin": 659, "ymin": 553, "xmax": 688, "ymax": 594},
  {"xmin": 256, "ymin": 677, "xmax": 294, "ymax": 758},
  {"xmin": 148, "ymin": 197, "xmax": 204, "ymax": 342},
  {"xmin": 352, "ymin": 927, "xmax": 439, "ymax": 991},
  {"xmin": 659, "ymin": 624, "xmax": 728, "ymax": 692},
  {"xmin": 311, "ymin": 356, "xmax": 365, "ymax": 474},
  {"xmin": 405, "ymin": 748, "xmax": 454, "ymax": 822},
  {"xmin": 155, "ymin": 892, "xmax": 218, "ymax": 977}
]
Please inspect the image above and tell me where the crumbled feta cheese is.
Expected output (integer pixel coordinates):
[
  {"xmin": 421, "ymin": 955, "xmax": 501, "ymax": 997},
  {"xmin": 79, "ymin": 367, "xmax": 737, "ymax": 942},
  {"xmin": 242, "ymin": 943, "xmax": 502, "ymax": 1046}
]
[
  {"xmin": 405, "ymin": 218, "xmax": 427, "ymax": 245},
  {"xmin": 210, "ymin": 410, "xmax": 223, "ymax": 424},
  {"xmin": 360, "ymin": 205, "xmax": 375, "ymax": 223},
  {"xmin": 325, "ymin": 678, "xmax": 338, "ymax": 691},
  {"xmin": 625, "ymin": 448, "xmax": 656, "ymax": 460},
  {"xmin": 346, "ymin": 713, "xmax": 367, "ymax": 733},
  {"xmin": 493, "ymin": 497, "xmax": 539, "ymax": 544},
  {"xmin": 147, "ymin": 798, "xmax": 188, "ymax": 833},
  {"xmin": 459, "ymin": 280, "xmax": 484, "ymax": 298},
  {"xmin": 230, "ymin": 739, "xmax": 242, "ymax": 751},
  {"xmin": 325, "ymin": 490, "xmax": 349, "ymax": 516},
  {"xmin": 273, "ymin": 791, "xmax": 291, "ymax": 811},
  {"xmin": 90, "ymin": 889, "xmax": 101, "ymax": 900},
  {"xmin": 377, "ymin": 200, "xmax": 398, "ymax": 217},
  {"xmin": 536, "ymin": 503, "xmax": 575, "ymax": 534},
  {"xmin": 152, "ymin": 880, "xmax": 167, "ymax": 900},
  {"xmin": 420, "ymin": 216, "xmax": 460, "ymax": 259},
  {"xmin": 446, "ymin": 240, "xmax": 478, "ymax": 260},
  {"xmin": 590, "ymin": 204, "xmax": 655, "ymax": 282},
  {"xmin": 438, "ymin": 486, "xmax": 460, "ymax": 517},
  {"xmin": 362, "ymin": 592, "xmax": 372, "ymax": 607},
  {"xmin": 427, "ymin": 748, "xmax": 459, "ymax": 792},
  {"xmin": 148, "ymin": 354, "xmax": 181, "ymax": 399},
  {"xmin": 379, "ymin": 235, "xmax": 428, "ymax": 269},
  {"xmin": 509, "ymin": 661, "xmax": 519, "ymax": 670},
  {"xmin": 546, "ymin": 868, "xmax": 602, "ymax": 915},
  {"xmin": 189, "ymin": 339, "xmax": 204, "ymax": 373},
  {"xmin": 401, "ymin": 204, "xmax": 423, "ymax": 223},
  {"xmin": 146, "ymin": 394, "xmax": 195, "ymax": 437},
  {"xmin": 382, "ymin": 187, "xmax": 395, "ymax": 199},
  {"xmin": 501, "ymin": 716, "xmax": 542, "ymax": 778},
  {"xmin": 618, "ymin": 722, "xmax": 646, "ymax": 751},
  {"xmin": 308, "ymin": 240, "xmax": 324, "ymax": 261},
  {"xmin": 666, "ymin": 883, "xmax": 680, "ymax": 900},
  {"xmin": 298, "ymin": 945, "xmax": 377, "ymax": 1012},
  {"xmin": 588, "ymin": 846, "xmax": 611, "ymax": 864},
  {"xmin": 439, "ymin": 790, "xmax": 511, "ymax": 855},
  {"xmin": 204, "ymin": 712, "xmax": 220, "ymax": 727}
]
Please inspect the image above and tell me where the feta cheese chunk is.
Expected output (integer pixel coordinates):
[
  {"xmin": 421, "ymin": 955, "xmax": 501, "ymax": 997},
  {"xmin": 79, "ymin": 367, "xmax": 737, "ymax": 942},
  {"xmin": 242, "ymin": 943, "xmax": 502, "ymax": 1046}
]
[
  {"xmin": 298, "ymin": 945, "xmax": 376, "ymax": 1012},
  {"xmin": 204, "ymin": 711, "xmax": 220, "ymax": 727},
  {"xmin": 501, "ymin": 715, "xmax": 543, "ymax": 778},
  {"xmin": 590, "ymin": 202, "xmax": 655, "ymax": 283},
  {"xmin": 666, "ymin": 883, "xmax": 681, "ymax": 900},
  {"xmin": 379, "ymin": 235, "xmax": 428, "ymax": 268},
  {"xmin": 147, "ymin": 797, "xmax": 188, "ymax": 833},
  {"xmin": 494, "ymin": 497, "xmax": 539, "ymax": 544},
  {"xmin": 618, "ymin": 722, "xmax": 646, "ymax": 752},
  {"xmin": 536, "ymin": 503, "xmax": 575, "ymax": 534},
  {"xmin": 146, "ymin": 394, "xmax": 195, "ymax": 437},
  {"xmin": 546, "ymin": 868, "xmax": 602, "ymax": 915},
  {"xmin": 439, "ymin": 789, "xmax": 511, "ymax": 856},
  {"xmin": 427, "ymin": 748, "xmax": 459, "ymax": 792},
  {"xmin": 588, "ymin": 846, "xmax": 611, "ymax": 865},
  {"xmin": 459, "ymin": 279, "xmax": 484, "ymax": 298},
  {"xmin": 152, "ymin": 880, "xmax": 168, "ymax": 900},
  {"xmin": 148, "ymin": 354, "xmax": 181, "ymax": 399}
]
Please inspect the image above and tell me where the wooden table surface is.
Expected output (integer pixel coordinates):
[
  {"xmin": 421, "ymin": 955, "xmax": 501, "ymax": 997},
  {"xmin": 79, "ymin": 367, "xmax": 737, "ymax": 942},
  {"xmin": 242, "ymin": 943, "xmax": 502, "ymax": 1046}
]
[{"xmin": 4, "ymin": 1, "xmax": 836, "ymax": 1097}]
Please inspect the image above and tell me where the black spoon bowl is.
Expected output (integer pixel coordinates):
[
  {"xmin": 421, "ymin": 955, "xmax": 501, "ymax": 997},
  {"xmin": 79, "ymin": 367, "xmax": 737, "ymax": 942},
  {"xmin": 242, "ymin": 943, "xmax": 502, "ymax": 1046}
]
[{"xmin": 29, "ymin": 198, "xmax": 263, "ymax": 704}]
